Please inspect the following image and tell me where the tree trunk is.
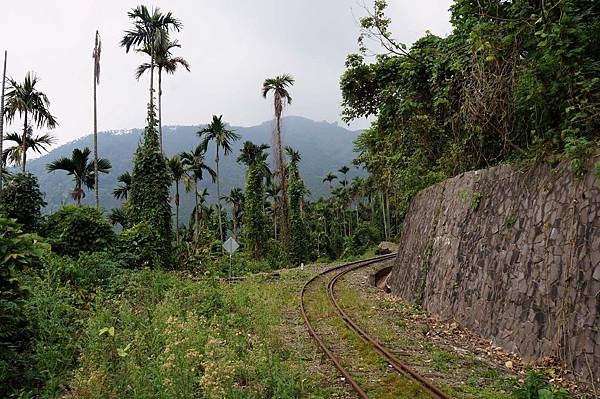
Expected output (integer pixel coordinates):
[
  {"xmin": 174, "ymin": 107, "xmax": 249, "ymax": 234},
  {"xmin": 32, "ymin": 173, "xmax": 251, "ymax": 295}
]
[
  {"xmin": 232, "ymin": 206, "xmax": 237, "ymax": 240},
  {"xmin": 0, "ymin": 51, "xmax": 7, "ymax": 193},
  {"xmin": 380, "ymin": 191, "xmax": 388, "ymax": 240},
  {"xmin": 21, "ymin": 111, "xmax": 28, "ymax": 172},
  {"xmin": 194, "ymin": 178, "xmax": 199, "ymax": 242},
  {"xmin": 93, "ymin": 67, "xmax": 99, "ymax": 209},
  {"xmin": 76, "ymin": 180, "xmax": 82, "ymax": 206},
  {"xmin": 216, "ymin": 146, "xmax": 224, "ymax": 241},
  {"xmin": 158, "ymin": 67, "xmax": 163, "ymax": 153},
  {"xmin": 385, "ymin": 190, "xmax": 391, "ymax": 239},
  {"xmin": 175, "ymin": 180, "xmax": 180, "ymax": 245},
  {"xmin": 273, "ymin": 101, "xmax": 290, "ymax": 251},
  {"xmin": 150, "ymin": 54, "xmax": 155, "ymax": 116}
]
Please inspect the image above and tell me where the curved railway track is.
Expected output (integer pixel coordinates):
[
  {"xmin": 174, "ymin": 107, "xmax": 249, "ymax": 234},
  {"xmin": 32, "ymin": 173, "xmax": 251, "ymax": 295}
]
[{"xmin": 300, "ymin": 255, "xmax": 451, "ymax": 399}]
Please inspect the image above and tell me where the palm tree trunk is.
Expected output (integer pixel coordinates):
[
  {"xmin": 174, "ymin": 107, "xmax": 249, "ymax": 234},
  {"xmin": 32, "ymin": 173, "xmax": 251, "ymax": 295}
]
[
  {"xmin": 0, "ymin": 50, "xmax": 8, "ymax": 193},
  {"xmin": 385, "ymin": 190, "xmax": 391, "ymax": 238},
  {"xmin": 316, "ymin": 236, "xmax": 320, "ymax": 257},
  {"xmin": 0, "ymin": 51, "xmax": 7, "ymax": 193},
  {"xmin": 158, "ymin": 67, "xmax": 163, "ymax": 153},
  {"xmin": 93, "ymin": 69, "xmax": 99, "ymax": 209},
  {"xmin": 194, "ymin": 178, "xmax": 199, "ymax": 242},
  {"xmin": 216, "ymin": 146, "xmax": 224, "ymax": 241},
  {"xmin": 232, "ymin": 207, "xmax": 237, "ymax": 240},
  {"xmin": 175, "ymin": 180, "xmax": 180, "ymax": 245},
  {"xmin": 150, "ymin": 54, "xmax": 155, "ymax": 115},
  {"xmin": 21, "ymin": 111, "xmax": 28, "ymax": 172},
  {"xmin": 76, "ymin": 180, "xmax": 82, "ymax": 206},
  {"xmin": 380, "ymin": 191, "xmax": 388, "ymax": 240},
  {"xmin": 274, "ymin": 104, "xmax": 290, "ymax": 250}
]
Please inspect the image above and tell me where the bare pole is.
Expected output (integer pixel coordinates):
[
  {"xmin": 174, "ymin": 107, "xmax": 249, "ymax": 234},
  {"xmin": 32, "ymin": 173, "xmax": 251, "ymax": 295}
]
[
  {"xmin": 0, "ymin": 51, "xmax": 6, "ymax": 193},
  {"xmin": 93, "ymin": 31, "xmax": 101, "ymax": 209}
]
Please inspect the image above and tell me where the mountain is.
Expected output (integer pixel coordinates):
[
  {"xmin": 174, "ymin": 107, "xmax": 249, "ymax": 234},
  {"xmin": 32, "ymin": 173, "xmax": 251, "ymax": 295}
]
[{"xmin": 24, "ymin": 116, "xmax": 363, "ymax": 221}]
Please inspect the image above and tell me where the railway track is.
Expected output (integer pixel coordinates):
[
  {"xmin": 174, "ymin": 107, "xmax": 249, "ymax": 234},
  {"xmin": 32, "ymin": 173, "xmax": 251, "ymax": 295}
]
[{"xmin": 300, "ymin": 255, "xmax": 451, "ymax": 399}]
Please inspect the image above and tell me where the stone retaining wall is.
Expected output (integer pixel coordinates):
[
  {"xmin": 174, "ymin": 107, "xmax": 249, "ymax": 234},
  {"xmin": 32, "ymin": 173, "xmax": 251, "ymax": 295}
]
[{"xmin": 388, "ymin": 158, "xmax": 600, "ymax": 382}]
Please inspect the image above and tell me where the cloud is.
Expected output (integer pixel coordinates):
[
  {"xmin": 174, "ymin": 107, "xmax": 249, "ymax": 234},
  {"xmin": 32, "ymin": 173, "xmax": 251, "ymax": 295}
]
[{"xmin": 0, "ymin": 0, "xmax": 453, "ymax": 148}]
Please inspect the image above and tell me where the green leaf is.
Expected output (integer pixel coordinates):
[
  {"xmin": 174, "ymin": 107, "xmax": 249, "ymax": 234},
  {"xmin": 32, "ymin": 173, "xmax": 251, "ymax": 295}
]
[
  {"xmin": 99, "ymin": 326, "xmax": 115, "ymax": 337},
  {"xmin": 117, "ymin": 343, "xmax": 131, "ymax": 357}
]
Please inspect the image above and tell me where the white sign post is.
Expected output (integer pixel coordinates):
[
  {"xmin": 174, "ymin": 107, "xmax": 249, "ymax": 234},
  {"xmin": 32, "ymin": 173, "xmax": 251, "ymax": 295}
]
[{"xmin": 222, "ymin": 237, "xmax": 239, "ymax": 279}]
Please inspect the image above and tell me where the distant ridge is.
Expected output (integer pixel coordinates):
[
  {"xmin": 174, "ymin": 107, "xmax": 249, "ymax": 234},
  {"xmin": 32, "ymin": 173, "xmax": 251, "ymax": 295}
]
[{"xmin": 25, "ymin": 116, "xmax": 363, "ymax": 220}]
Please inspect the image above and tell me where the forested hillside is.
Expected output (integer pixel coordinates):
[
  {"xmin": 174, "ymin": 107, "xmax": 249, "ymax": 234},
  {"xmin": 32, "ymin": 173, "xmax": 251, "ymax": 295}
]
[{"xmin": 25, "ymin": 116, "xmax": 362, "ymax": 216}]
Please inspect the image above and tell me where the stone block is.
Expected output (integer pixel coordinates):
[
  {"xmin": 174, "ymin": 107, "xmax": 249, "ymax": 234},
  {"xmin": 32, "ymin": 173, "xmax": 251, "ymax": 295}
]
[{"xmin": 388, "ymin": 158, "xmax": 600, "ymax": 383}]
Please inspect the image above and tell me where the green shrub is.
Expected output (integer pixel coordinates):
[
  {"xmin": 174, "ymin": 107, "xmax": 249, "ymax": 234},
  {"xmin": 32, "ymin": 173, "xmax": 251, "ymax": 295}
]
[
  {"xmin": 511, "ymin": 370, "xmax": 571, "ymax": 399},
  {"xmin": 22, "ymin": 272, "xmax": 79, "ymax": 397},
  {"xmin": 0, "ymin": 173, "xmax": 46, "ymax": 232},
  {"xmin": 342, "ymin": 223, "xmax": 380, "ymax": 258},
  {"xmin": 564, "ymin": 137, "xmax": 593, "ymax": 177},
  {"xmin": 116, "ymin": 222, "xmax": 163, "ymax": 268},
  {"xmin": 44, "ymin": 205, "xmax": 116, "ymax": 257},
  {"xmin": 0, "ymin": 217, "xmax": 49, "ymax": 396},
  {"xmin": 43, "ymin": 252, "xmax": 123, "ymax": 291}
]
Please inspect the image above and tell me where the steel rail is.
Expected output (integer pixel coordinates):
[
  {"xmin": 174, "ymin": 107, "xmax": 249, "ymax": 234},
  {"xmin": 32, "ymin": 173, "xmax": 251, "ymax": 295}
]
[
  {"xmin": 299, "ymin": 254, "xmax": 396, "ymax": 399},
  {"xmin": 328, "ymin": 260, "xmax": 452, "ymax": 399}
]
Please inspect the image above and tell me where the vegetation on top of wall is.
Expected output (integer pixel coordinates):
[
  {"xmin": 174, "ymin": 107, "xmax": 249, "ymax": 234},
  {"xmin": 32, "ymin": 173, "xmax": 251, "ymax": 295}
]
[{"xmin": 341, "ymin": 0, "xmax": 600, "ymax": 228}]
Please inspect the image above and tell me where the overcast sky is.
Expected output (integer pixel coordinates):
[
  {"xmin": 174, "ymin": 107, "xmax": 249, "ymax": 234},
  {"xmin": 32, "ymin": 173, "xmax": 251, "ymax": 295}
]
[{"xmin": 1, "ymin": 0, "xmax": 453, "ymax": 147}]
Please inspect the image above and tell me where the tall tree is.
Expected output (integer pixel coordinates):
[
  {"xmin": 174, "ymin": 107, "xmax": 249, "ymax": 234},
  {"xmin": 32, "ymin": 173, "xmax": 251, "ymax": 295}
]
[
  {"xmin": 222, "ymin": 187, "xmax": 244, "ymax": 240},
  {"xmin": 262, "ymin": 74, "xmax": 294, "ymax": 251},
  {"xmin": 337, "ymin": 165, "xmax": 351, "ymax": 235},
  {"xmin": 265, "ymin": 182, "xmax": 281, "ymax": 239},
  {"xmin": 198, "ymin": 114, "xmax": 240, "ymax": 241},
  {"xmin": 349, "ymin": 176, "xmax": 364, "ymax": 225},
  {"xmin": 323, "ymin": 172, "xmax": 337, "ymax": 191},
  {"xmin": 120, "ymin": 5, "xmax": 182, "ymax": 114},
  {"xmin": 168, "ymin": 155, "xmax": 184, "ymax": 245},
  {"xmin": 0, "ymin": 50, "xmax": 7, "ymax": 194},
  {"xmin": 128, "ymin": 104, "xmax": 173, "ymax": 267},
  {"xmin": 180, "ymin": 144, "xmax": 216, "ymax": 242},
  {"xmin": 238, "ymin": 141, "xmax": 270, "ymax": 258},
  {"xmin": 92, "ymin": 30, "xmax": 101, "ymax": 209},
  {"xmin": 4, "ymin": 72, "xmax": 58, "ymax": 171},
  {"xmin": 338, "ymin": 165, "xmax": 350, "ymax": 187},
  {"xmin": 287, "ymin": 147, "xmax": 307, "ymax": 265},
  {"xmin": 47, "ymin": 147, "xmax": 111, "ymax": 206},
  {"xmin": 136, "ymin": 39, "xmax": 190, "ymax": 152},
  {"xmin": 190, "ymin": 187, "xmax": 211, "ymax": 229},
  {"xmin": 3, "ymin": 131, "xmax": 54, "ymax": 168}
]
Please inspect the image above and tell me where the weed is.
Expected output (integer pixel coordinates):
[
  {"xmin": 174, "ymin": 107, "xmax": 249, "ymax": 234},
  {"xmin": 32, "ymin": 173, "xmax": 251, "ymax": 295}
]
[
  {"xmin": 432, "ymin": 350, "xmax": 450, "ymax": 371},
  {"xmin": 460, "ymin": 190, "xmax": 483, "ymax": 211},
  {"xmin": 471, "ymin": 191, "xmax": 483, "ymax": 211},
  {"xmin": 505, "ymin": 215, "xmax": 517, "ymax": 227},
  {"xmin": 564, "ymin": 137, "xmax": 593, "ymax": 177},
  {"xmin": 511, "ymin": 370, "xmax": 572, "ymax": 399}
]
